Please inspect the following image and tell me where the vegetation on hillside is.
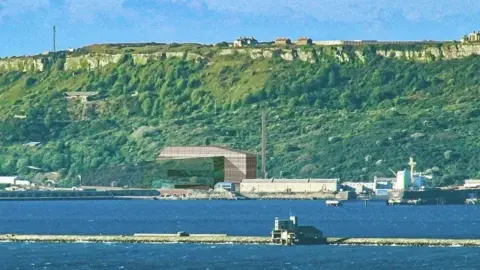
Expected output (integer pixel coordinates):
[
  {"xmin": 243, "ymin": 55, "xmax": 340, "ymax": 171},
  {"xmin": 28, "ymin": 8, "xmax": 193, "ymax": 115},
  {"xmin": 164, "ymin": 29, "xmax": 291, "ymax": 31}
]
[{"xmin": 0, "ymin": 48, "xmax": 479, "ymax": 187}]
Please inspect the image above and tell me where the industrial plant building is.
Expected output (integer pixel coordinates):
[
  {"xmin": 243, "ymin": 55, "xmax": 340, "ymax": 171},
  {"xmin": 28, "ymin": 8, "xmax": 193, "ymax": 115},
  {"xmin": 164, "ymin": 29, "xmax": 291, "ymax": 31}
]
[
  {"xmin": 240, "ymin": 178, "xmax": 340, "ymax": 193},
  {"xmin": 0, "ymin": 176, "xmax": 31, "ymax": 187},
  {"xmin": 158, "ymin": 146, "xmax": 257, "ymax": 184},
  {"xmin": 80, "ymin": 146, "xmax": 257, "ymax": 189},
  {"xmin": 81, "ymin": 158, "xmax": 222, "ymax": 188}
]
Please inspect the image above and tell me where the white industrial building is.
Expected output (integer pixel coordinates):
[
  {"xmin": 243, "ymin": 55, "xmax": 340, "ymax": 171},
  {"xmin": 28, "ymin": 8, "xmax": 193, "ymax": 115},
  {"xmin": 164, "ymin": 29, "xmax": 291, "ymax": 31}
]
[
  {"xmin": 0, "ymin": 176, "xmax": 31, "ymax": 187},
  {"xmin": 0, "ymin": 176, "xmax": 20, "ymax": 185},
  {"xmin": 373, "ymin": 177, "xmax": 396, "ymax": 196},
  {"xmin": 464, "ymin": 179, "xmax": 480, "ymax": 188},
  {"xmin": 240, "ymin": 178, "xmax": 340, "ymax": 193},
  {"xmin": 342, "ymin": 182, "xmax": 375, "ymax": 194}
]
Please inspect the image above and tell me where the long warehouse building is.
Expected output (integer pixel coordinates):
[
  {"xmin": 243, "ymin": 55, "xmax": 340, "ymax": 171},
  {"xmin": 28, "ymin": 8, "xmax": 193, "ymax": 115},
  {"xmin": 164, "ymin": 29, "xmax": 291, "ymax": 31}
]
[{"xmin": 240, "ymin": 178, "xmax": 340, "ymax": 193}]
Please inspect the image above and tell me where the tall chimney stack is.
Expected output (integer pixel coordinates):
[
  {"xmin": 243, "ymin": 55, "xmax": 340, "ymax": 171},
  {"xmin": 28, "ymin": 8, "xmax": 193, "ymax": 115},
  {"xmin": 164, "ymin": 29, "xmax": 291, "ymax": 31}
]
[
  {"xmin": 261, "ymin": 110, "xmax": 267, "ymax": 179},
  {"xmin": 53, "ymin": 26, "xmax": 56, "ymax": 53}
]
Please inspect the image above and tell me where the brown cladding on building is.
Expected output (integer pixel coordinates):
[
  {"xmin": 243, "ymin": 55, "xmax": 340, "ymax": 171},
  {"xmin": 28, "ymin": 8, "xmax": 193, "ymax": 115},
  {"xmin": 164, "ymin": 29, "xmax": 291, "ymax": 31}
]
[
  {"xmin": 296, "ymin": 37, "xmax": 313, "ymax": 45},
  {"xmin": 275, "ymin": 37, "xmax": 292, "ymax": 46},
  {"xmin": 158, "ymin": 146, "xmax": 257, "ymax": 184}
]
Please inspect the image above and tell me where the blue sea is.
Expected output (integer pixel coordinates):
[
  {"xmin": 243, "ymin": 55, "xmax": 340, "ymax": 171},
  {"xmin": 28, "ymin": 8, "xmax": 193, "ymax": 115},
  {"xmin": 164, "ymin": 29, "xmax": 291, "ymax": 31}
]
[{"xmin": 1, "ymin": 200, "xmax": 480, "ymax": 269}]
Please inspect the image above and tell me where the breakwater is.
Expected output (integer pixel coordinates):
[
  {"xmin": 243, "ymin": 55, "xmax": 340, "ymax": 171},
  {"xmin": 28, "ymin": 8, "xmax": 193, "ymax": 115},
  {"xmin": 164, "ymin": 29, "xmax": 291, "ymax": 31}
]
[
  {"xmin": 328, "ymin": 237, "xmax": 480, "ymax": 247},
  {"xmin": 2, "ymin": 234, "xmax": 480, "ymax": 247},
  {"xmin": 0, "ymin": 234, "xmax": 271, "ymax": 244}
]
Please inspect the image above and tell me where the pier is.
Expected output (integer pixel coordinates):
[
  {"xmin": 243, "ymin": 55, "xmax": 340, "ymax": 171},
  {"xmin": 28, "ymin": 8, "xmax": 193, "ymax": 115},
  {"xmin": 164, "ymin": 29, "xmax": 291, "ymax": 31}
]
[{"xmin": 2, "ymin": 234, "xmax": 480, "ymax": 247}]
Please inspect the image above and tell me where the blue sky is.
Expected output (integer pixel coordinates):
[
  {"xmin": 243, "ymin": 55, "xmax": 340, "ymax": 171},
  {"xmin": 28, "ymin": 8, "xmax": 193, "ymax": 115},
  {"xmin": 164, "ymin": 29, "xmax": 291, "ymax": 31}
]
[{"xmin": 1, "ymin": 0, "xmax": 479, "ymax": 57}]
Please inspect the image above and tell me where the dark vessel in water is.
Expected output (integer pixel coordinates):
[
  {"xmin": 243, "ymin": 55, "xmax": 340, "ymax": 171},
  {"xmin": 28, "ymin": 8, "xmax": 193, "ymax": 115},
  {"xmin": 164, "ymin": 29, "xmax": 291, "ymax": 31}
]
[
  {"xmin": 388, "ymin": 188, "xmax": 480, "ymax": 205},
  {"xmin": 271, "ymin": 216, "xmax": 326, "ymax": 245}
]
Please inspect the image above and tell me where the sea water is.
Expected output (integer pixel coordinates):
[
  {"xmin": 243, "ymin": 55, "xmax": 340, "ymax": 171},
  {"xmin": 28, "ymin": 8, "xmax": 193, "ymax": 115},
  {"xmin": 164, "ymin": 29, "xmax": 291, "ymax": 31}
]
[{"xmin": 1, "ymin": 200, "xmax": 479, "ymax": 269}]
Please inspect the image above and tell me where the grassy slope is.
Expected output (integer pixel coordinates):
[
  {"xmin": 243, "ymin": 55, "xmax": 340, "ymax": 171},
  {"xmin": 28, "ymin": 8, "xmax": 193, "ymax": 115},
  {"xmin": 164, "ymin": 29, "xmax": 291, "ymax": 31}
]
[{"xmin": 0, "ymin": 47, "xmax": 479, "ymax": 187}]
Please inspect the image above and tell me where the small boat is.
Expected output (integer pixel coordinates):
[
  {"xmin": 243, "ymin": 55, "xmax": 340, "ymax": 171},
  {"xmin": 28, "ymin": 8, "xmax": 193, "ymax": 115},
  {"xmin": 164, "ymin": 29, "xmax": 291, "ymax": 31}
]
[{"xmin": 326, "ymin": 200, "xmax": 342, "ymax": 207}]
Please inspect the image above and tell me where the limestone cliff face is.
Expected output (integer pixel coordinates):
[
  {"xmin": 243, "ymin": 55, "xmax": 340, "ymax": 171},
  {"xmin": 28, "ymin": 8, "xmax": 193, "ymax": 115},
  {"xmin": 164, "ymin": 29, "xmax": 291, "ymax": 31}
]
[
  {"xmin": 0, "ymin": 57, "xmax": 44, "ymax": 72},
  {"xmin": 64, "ymin": 54, "xmax": 124, "ymax": 70},
  {"xmin": 219, "ymin": 48, "xmax": 317, "ymax": 63},
  {"xmin": 2, "ymin": 43, "xmax": 480, "ymax": 73},
  {"xmin": 376, "ymin": 44, "xmax": 480, "ymax": 61},
  {"xmin": 63, "ymin": 52, "xmax": 203, "ymax": 70}
]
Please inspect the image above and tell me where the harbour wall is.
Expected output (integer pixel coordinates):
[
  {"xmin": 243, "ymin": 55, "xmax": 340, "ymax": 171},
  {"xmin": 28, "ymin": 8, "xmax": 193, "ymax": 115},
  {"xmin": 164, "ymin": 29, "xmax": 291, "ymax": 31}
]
[
  {"xmin": 2, "ymin": 234, "xmax": 480, "ymax": 247},
  {"xmin": 0, "ymin": 189, "xmax": 160, "ymax": 201},
  {"xmin": 241, "ymin": 191, "xmax": 353, "ymax": 200},
  {"xmin": 0, "ymin": 190, "xmax": 354, "ymax": 201}
]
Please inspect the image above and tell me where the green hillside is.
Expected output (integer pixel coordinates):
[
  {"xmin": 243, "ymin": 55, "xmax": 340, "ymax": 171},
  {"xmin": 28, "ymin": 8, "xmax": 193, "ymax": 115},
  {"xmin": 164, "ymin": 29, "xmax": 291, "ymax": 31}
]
[{"xmin": 1, "ymin": 44, "xmax": 479, "ymax": 187}]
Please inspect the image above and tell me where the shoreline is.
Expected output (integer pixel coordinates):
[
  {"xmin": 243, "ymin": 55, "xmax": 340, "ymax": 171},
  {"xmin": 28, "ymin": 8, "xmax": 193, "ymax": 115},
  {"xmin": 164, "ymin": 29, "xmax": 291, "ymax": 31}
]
[
  {"xmin": 0, "ymin": 191, "xmax": 353, "ymax": 201},
  {"xmin": 1, "ymin": 234, "xmax": 480, "ymax": 247}
]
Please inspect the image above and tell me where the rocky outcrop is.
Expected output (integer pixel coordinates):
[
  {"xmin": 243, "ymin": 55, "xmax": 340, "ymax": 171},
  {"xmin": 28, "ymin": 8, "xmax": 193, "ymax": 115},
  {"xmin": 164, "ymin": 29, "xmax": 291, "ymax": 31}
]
[
  {"xmin": 0, "ymin": 57, "xmax": 44, "ymax": 72},
  {"xmin": 63, "ymin": 51, "xmax": 204, "ymax": 71},
  {"xmin": 64, "ymin": 54, "xmax": 124, "ymax": 70},
  {"xmin": 297, "ymin": 49, "xmax": 316, "ymax": 63},
  {"xmin": 376, "ymin": 43, "xmax": 480, "ymax": 61}
]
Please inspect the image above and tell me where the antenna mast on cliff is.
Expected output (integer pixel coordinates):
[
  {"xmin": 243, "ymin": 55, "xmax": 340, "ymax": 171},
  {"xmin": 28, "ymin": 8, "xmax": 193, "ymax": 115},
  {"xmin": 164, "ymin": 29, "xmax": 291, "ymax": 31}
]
[
  {"xmin": 261, "ymin": 110, "xmax": 267, "ymax": 179},
  {"xmin": 53, "ymin": 26, "xmax": 56, "ymax": 53}
]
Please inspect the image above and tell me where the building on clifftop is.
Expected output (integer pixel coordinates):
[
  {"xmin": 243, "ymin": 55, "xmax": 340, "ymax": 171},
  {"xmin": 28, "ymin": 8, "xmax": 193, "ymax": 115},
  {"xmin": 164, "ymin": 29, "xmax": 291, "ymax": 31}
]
[
  {"xmin": 275, "ymin": 37, "xmax": 292, "ymax": 46},
  {"xmin": 461, "ymin": 31, "xmax": 480, "ymax": 43},
  {"xmin": 296, "ymin": 37, "xmax": 313, "ymax": 46},
  {"xmin": 233, "ymin": 37, "xmax": 259, "ymax": 47}
]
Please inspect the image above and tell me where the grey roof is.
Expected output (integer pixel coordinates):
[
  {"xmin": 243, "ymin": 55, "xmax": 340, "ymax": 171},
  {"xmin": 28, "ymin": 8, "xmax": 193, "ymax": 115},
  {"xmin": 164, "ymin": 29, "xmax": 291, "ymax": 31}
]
[
  {"xmin": 23, "ymin": 142, "xmax": 41, "ymax": 147},
  {"xmin": 342, "ymin": 181, "xmax": 373, "ymax": 185},
  {"xmin": 375, "ymin": 177, "xmax": 396, "ymax": 182},
  {"xmin": 308, "ymin": 179, "xmax": 340, "ymax": 183},
  {"xmin": 65, "ymin": 92, "xmax": 99, "ymax": 97},
  {"xmin": 27, "ymin": 166, "xmax": 43, "ymax": 171},
  {"xmin": 274, "ymin": 179, "xmax": 309, "ymax": 183},
  {"xmin": 241, "ymin": 179, "xmax": 273, "ymax": 184}
]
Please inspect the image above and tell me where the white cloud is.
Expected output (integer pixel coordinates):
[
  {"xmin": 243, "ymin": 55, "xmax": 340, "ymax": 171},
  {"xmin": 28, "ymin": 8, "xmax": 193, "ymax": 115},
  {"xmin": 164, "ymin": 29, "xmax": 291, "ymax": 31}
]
[
  {"xmin": 0, "ymin": 0, "xmax": 50, "ymax": 19},
  {"xmin": 63, "ymin": 0, "xmax": 131, "ymax": 21},
  {"xmin": 193, "ymin": 0, "xmax": 480, "ymax": 23},
  {"xmin": 2, "ymin": 0, "xmax": 479, "ymax": 25}
]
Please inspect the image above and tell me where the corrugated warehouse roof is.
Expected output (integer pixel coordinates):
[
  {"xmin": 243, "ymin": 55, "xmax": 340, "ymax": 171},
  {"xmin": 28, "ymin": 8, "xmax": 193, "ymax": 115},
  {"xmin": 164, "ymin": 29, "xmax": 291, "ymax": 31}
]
[
  {"xmin": 274, "ymin": 179, "xmax": 309, "ymax": 183},
  {"xmin": 241, "ymin": 179, "xmax": 273, "ymax": 183},
  {"xmin": 65, "ymin": 92, "xmax": 99, "ymax": 97},
  {"xmin": 159, "ymin": 146, "xmax": 256, "ymax": 158},
  {"xmin": 309, "ymin": 179, "xmax": 340, "ymax": 183},
  {"xmin": 241, "ymin": 178, "xmax": 339, "ymax": 184},
  {"xmin": 375, "ymin": 177, "xmax": 396, "ymax": 182}
]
